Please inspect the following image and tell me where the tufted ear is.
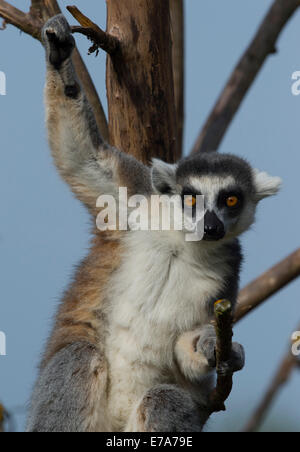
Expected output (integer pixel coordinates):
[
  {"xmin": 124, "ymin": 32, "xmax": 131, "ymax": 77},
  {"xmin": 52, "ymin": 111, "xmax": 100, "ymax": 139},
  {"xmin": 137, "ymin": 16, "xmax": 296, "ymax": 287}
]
[
  {"xmin": 151, "ymin": 159, "xmax": 178, "ymax": 194},
  {"xmin": 253, "ymin": 169, "xmax": 282, "ymax": 202}
]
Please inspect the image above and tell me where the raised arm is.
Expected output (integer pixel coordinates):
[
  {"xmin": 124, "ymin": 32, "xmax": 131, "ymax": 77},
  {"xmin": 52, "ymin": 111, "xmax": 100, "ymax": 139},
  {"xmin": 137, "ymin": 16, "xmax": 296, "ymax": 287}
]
[{"xmin": 42, "ymin": 15, "xmax": 151, "ymax": 211}]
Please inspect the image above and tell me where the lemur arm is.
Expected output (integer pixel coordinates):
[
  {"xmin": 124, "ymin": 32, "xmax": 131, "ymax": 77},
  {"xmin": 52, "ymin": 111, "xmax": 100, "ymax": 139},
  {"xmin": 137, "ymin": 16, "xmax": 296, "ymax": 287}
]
[{"xmin": 43, "ymin": 15, "xmax": 151, "ymax": 211}]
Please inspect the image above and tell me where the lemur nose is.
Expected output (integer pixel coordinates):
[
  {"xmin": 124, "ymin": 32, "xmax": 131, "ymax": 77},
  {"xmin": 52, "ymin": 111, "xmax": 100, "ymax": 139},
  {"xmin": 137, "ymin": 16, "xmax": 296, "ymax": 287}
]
[{"xmin": 204, "ymin": 211, "xmax": 225, "ymax": 241}]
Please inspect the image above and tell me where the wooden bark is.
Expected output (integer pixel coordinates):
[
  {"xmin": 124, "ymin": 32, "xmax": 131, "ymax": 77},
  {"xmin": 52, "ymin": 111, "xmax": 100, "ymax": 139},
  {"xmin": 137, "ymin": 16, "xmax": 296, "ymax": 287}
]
[
  {"xmin": 106, "ymin": 0, "xmax": 178, "ymax": 163},
  {"xmin": 68, "ymin": 6, "xmax": 120, "ymax": 55},
  {"xmin": 170, "ymin": 0, "xmax": 185, "ymax": 156}
]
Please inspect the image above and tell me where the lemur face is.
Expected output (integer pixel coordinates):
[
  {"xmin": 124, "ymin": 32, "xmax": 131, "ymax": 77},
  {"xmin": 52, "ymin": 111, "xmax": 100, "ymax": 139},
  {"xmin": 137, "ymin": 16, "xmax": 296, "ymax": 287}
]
[{"xmin": 151, "ymin": 153, "xmax": 281, "ymax": 243}]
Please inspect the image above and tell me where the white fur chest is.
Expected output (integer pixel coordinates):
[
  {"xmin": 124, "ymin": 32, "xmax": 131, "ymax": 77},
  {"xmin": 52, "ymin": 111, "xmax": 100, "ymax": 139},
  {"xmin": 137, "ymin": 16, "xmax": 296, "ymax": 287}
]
[{"xmin": 105, "ymin": 231, "xmax": 229, "ymax": 430}]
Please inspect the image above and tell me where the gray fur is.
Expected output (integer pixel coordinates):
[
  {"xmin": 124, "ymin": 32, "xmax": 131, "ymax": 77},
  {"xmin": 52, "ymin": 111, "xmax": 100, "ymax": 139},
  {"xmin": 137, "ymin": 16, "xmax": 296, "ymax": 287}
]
[
  {"xmin": 136, "ymin": 385, "xmax": 207, "ymax": 432},
  {"xmin": 151, "ymin": 159, "xmax": 178, "ymax": 194},
  {"xmin": 42, "ymin": 14, "xmax": 75, "ymax": 69},
  {"xmin": 176, "ymin": 153, "xmax": 255, "ymax": 193},
  {"xmin": 26, "ymin": 343, "xmax": 101, "ymax": 432}
]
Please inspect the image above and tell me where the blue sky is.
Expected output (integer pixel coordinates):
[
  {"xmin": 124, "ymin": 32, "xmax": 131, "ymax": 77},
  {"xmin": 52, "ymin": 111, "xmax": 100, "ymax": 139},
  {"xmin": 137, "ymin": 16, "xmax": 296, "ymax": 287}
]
[{"xmin": 0, "ymin": 0, "xmax": 299, "ymax": 431}]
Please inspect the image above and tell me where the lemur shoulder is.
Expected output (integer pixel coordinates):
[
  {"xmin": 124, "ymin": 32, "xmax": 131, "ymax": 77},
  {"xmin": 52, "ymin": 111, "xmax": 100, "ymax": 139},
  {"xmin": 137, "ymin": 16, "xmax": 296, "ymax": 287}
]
[{"xmin": 26, "ymin": 15, "xmax": 281, "ymax": 433}]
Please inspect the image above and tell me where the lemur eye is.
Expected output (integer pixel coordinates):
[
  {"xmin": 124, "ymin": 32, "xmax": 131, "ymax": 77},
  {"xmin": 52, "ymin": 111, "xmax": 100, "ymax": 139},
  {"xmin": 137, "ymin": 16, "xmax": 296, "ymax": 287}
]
[
  {"xmin": 184, "ymin": 195, "xmax": 197, "ymax": 208},
  {"xmin": 226, "ymin": 196, "xmax": 239, "ymax": 208}
]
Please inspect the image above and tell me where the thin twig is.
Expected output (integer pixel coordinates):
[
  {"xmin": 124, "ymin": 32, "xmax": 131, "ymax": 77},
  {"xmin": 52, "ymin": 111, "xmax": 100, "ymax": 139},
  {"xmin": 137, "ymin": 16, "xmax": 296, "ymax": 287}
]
[
  {"xmin": 242, "ymin": 325, "xmax": 300, "ymax": 432},
  {"xmin": 0, "ymin": 403, "xmax": 10, "ymax": 432},
  {"xmin": 67, "ymin": 6, "xmax": 120, "ymax": 55},
  {"xmin": 207, "ymin": 245, "xmax": 300, "ymax": 416},
  {"xmin": 206, "ymin": 249, "xmax": 300, "ymax": 420},
  {"xmin": 209, "ymin": 300, "xmax": 234, "ymax": 413},
  {"xmin": 0, "ymin": 403, "xmax": 4, "ymax": 432},
  {"xmin": 235, "ymin": 248, "xmax": 300, "ymax": 323},
  {"xmin": 191, "ymin": 0, "xmax": 300, "ymax": 154}
]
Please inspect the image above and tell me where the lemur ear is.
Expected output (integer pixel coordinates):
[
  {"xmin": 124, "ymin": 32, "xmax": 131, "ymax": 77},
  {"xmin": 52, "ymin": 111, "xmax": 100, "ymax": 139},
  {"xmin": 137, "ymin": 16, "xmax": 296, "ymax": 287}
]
[
  {"xmin": 151, "ymin": 159, "xmax": 178, "ymax": 194},
  {"xmin": 253, "ymin": 169, "xmax": 282, "ymax": 201}
]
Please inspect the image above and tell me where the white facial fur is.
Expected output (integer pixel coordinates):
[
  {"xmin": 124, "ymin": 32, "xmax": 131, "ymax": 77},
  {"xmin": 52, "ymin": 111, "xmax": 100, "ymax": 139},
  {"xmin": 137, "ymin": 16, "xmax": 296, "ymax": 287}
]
[
  {"xmin": 188, "ymin": 175, "xmax": 254, "ymax": 240},
  {"xmin": 188, "ymin": 175, "xmax": 236, "ymax": 210}
]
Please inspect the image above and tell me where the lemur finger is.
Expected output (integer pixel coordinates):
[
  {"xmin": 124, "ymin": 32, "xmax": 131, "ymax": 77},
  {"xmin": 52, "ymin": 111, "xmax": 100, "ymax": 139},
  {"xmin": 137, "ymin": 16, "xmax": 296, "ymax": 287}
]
[
  {"xmin": 42, "ymin": 14, "xmax": 72, "ymax": 41},
  {"xmin": 42, "ymin": 15, "xmax": 75, "ymax": 67},
  {"xmin": 216, "ymin": 343, "xmax": 245, "ymax": 377},
  {"xmin": 45, "ymin": 29, "xmax": 75, "ymax": 50},
  {"xmin": 197, "ymin": 328, "xmax": 217, "ymax": 368},
  {"xmin": 45, "ymin": 30, "xmax": 58, "ymax": 43},
  {"xmin": 230, "ymin": 342, "xmax": 245, "ymax": 372}
]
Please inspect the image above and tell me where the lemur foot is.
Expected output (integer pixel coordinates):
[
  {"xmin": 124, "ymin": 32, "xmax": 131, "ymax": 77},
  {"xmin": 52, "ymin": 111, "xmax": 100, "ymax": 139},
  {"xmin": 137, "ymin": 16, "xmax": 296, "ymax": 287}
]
[
  {"xmin": 197, "ymin": 325, "xmax": 245, "ymax": 375},
  {"xmin": 42, "ymin": 15, "xmax": 75, "ymax": 69}
]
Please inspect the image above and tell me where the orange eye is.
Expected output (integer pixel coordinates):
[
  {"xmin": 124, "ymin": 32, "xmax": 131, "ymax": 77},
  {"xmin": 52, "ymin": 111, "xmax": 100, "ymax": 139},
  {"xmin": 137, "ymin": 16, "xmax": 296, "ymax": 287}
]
[
  {"xmin": 226, "ymin": 196, "xmax": 239, "ymax": 207},
  {"xmin": 185, "ymin": 195, "xmax": 197, "ymax": 207}
]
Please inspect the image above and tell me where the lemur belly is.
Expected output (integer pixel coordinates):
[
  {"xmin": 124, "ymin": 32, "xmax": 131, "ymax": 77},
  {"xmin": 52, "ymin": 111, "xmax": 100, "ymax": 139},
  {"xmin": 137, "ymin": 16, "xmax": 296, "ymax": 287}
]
[{"xmin": 104, "ymin": 232, "xmax": 227, "ymax": 431}]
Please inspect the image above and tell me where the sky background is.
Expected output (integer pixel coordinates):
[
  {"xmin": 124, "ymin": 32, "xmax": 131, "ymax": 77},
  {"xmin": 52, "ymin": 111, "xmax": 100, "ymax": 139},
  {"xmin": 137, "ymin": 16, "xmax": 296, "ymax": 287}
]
[{"xmin": 0, "ymin": 0, "xmax": 300, "ymax": 432}]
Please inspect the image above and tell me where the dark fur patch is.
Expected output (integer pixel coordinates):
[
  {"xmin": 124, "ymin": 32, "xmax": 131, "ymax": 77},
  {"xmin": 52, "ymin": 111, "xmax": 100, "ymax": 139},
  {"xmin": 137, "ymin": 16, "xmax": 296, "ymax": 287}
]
[
  {"xmin": 177, "ymin": 153, "xmax": 255, "ymax": 194},
  {"xmin": 64, "ymin": 84, "xmax": 80, "ymax": 99},
  {"xmin": 206, "ymin": 238, "xmax": 243, "ymax": 316}
]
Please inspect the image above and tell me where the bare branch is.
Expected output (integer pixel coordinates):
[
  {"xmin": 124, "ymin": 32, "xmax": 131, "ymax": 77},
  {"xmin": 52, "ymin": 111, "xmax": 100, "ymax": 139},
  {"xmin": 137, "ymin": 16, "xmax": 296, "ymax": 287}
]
[
  {"xmin": 235, "ymin": 249, "xmax": 300, "ymax": 322},
  {"xmin": 191, "ymin": 0, "xmax": 300, "ymax": 154},
  {"xmin": 0, "ymin": 402, "xmax": 4, "ymax": 432},
  {"xmin": 0, "ymin": 402, "xmax": 9, "ymax": 432},
  {"xmin": 0, "ymin": 0, "xmax": 109, "ymax": 141},
  {"xmin": 170, "ymin": 0, "xmax": 184, "ymax": 158},
  {"xmin": 0, "ymin": 0, "xmax": 42, "ymax": 39},
  {"xmin": 209, "ymin": 300, "xmax": 234, "ymax": 413},
  {"xmin": 67, "ymin": 6, "xmax": 120, "ymax": 55},
  {"xmin": 30, "ymin": 0, "xmax": 43, "ymax": 10},
  {"xmin": 242, "ymin": 325, "xmax": 300, "ymax": 432}
]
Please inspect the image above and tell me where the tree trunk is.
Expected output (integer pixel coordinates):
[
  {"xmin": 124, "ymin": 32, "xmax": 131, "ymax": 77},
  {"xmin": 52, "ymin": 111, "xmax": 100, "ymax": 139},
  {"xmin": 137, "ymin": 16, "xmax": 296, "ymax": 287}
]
[
  {"xmin": 106, "ymin": 0, "xmax": 178, "ymax": 164},
  {"xmin": 170, "ymin": 0, "xmax": 185, "ymax": 156}
]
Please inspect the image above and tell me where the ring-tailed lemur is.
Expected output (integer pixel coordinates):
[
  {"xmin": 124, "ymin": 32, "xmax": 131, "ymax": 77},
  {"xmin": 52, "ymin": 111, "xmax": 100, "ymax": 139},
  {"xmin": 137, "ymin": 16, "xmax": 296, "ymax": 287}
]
[{"xmin": 26, "ymin": 15, "xmax": 281, "ymax": 432}]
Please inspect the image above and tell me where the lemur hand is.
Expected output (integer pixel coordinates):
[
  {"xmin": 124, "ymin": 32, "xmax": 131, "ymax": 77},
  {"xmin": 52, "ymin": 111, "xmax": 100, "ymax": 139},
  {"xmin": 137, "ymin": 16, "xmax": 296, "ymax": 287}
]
[
  {"xmin": 197, "ymin": 325, "xmax": 245, "ymax": 375},
  {"xmin": 42, "ymin": 15, "xmax": 75, "ymax": 69}
]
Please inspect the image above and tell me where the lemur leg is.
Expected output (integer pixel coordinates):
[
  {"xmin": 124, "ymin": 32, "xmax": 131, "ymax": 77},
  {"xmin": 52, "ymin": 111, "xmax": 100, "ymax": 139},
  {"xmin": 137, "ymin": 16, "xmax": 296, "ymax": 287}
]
[
  {"xmin": 175, "ymin": 325, "xmax": 245, "ymax": 381},
  {"xmin": 126, "ymin": 385, "xmax": 207, "ymax": 432},
  {"xmin": 26, "ymin": 342, "xmax": 108, "ymax": 432}
]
